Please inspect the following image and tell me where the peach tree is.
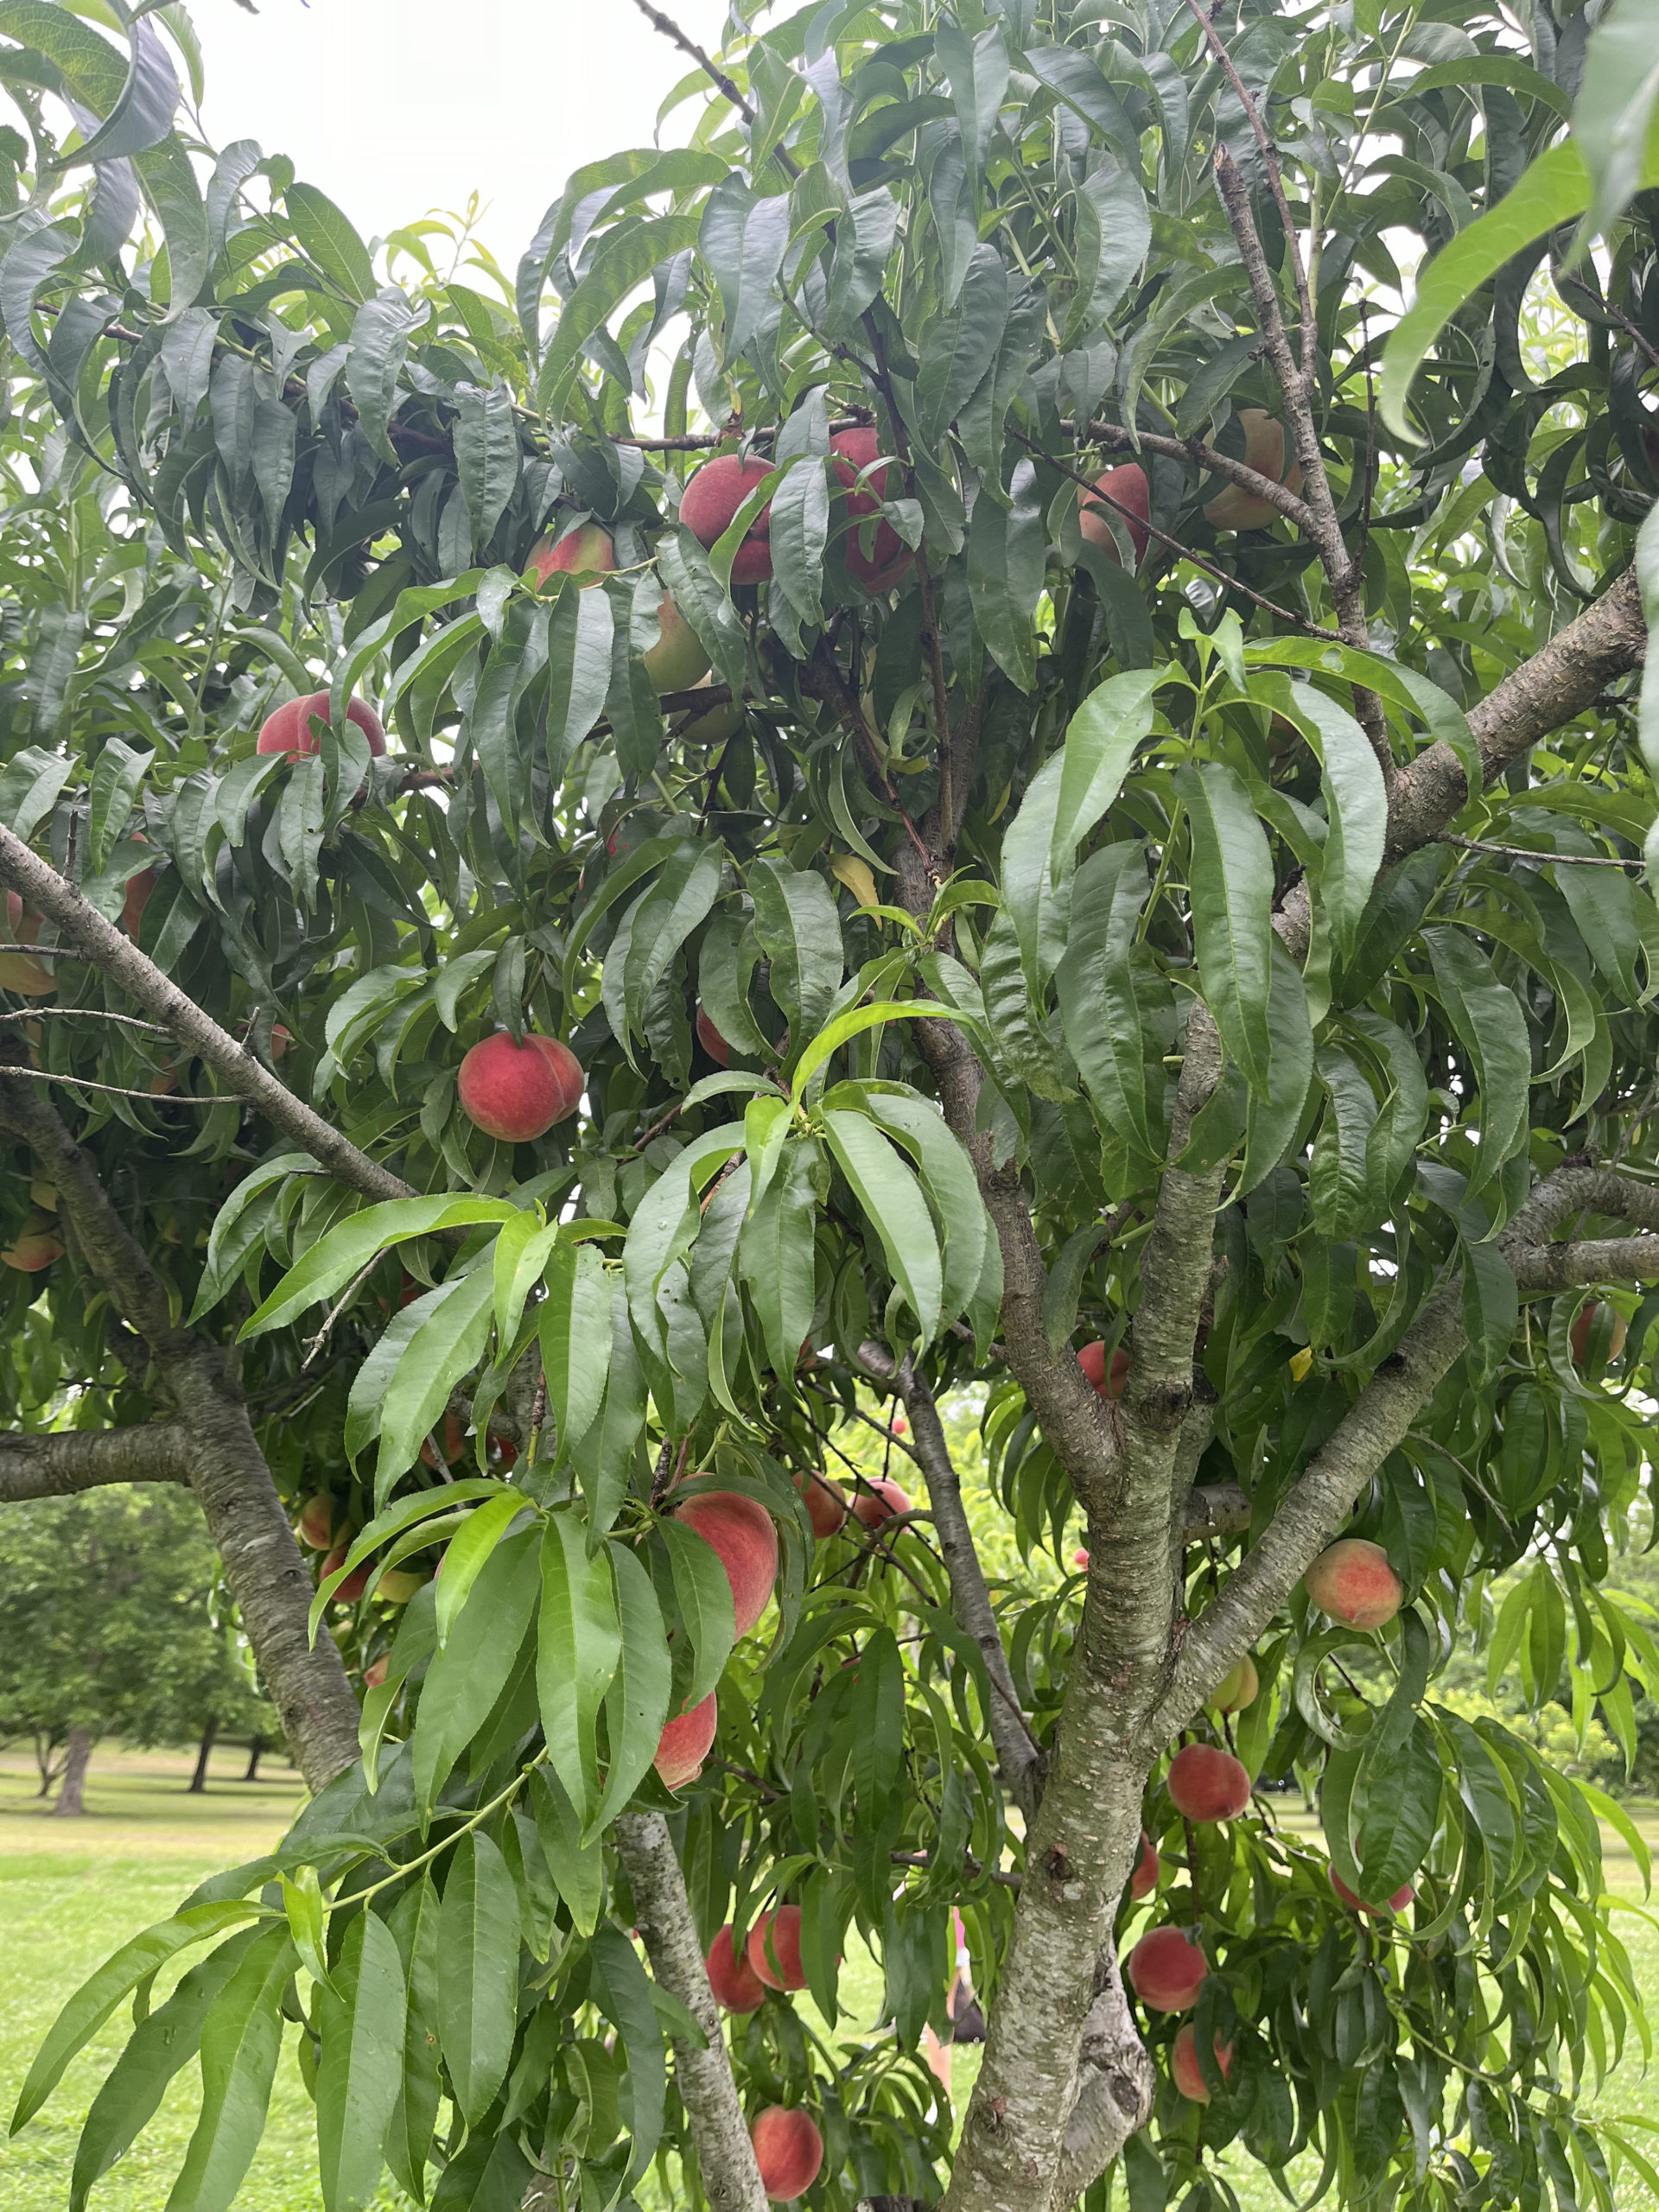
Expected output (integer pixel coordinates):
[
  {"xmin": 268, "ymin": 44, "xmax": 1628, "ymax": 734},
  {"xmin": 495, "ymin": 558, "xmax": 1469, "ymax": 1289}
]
[{"xmin": 3, "ymin": 1, "xmax": 1659, "ymax": 2209}]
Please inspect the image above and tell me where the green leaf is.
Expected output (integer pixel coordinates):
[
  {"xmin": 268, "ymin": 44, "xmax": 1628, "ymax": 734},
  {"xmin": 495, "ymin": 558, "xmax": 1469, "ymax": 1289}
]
[
  {"xmin": 410, "ymin": 1529, "xmax": 540, "ymax": 1815},
  {"xmin": 163, "ymin": 1925, "xmax": 297, "ymax": 2212},
  {"xmin": 819, "ymin": 1107, "xmax": 943, "ymax": 1344},
  {"xmin": 544, "ymin": 578, "xmax": 616, "ymax": 778},
  {"xmin": 315, "ymin": 1910, "xmax": 406, "ymax": 2212},
  {"xmin": 346, "ymin": 291, "xmax": 416, "ymax": 466},
  {"xmin": 789, "ymin": 1001, "xmax": 936, "ymax": 1108},
  {"xmin": 385, "ymin": 1880, "xmax": 442, "ymax": 2206},
  {"xmin": 1049, "ymin": 667, "xmax": 1169, "ymax": 880},
  {"xmin": 750, "ymin": 856, "xmax": 843, "ymax": 1049},
  {"xmin": 539, "ymin": 1238, "xmax": 613, "ymax": 1459},
  {"xmin": 589, "ymin": 1925, "xmax": 666, "ymax": 2187},
  {"xmin": 435, "ymin": 1833, "xmax": 521, "ymax": 2127},
  {"xmin": 1065, "ymin": 164, "xmax": 1150, "ymax": 343},
  {"xmin": 591, "ymin": 1542, "xmax": 672, "ymax": 1836},
  {"xmin": 1175, "ymin": 763, "xmax": 1275, "ymax": 1096},
  {"xmin": 1573, "ymin": 0, "xmax": 1659, "ymax": 248},
  {"xmin": 659, "ymin": 1514, "xmax": 737, "ymax": 1708},
  {"xmin": 737, "ymin": 1132, "xmax": 819, "ymax": 1377},
  {"xmin": 13, "ymin": 1900, "xmax": 264, "ymax": 2134},
  {"xmin": 858, "ymin": 1090, "xmax": 988, "ymax": 1333},
  {"xmin": 1260, "ymin": 677, "xmax": 1388, "ymax": 961},
  {"xmin": 569, "ymin": 1289, "xmax": 647, "ymax": 1538},
  {"xmin": 539, "ymin": 214, "xmax": 702, "ymax": 406},
  {"xmin": 372, "ymin": 1268, "xmax": 498, "ymax": 1503},
  {"xmin": 286, "ymin": 181, "xmax": 377, "ymax": 302},
  {"xmin": 493, "ymin": 1211, "xmax": 558, "ymax": 1350},
  {"xmin": 617, "ymin": 840, "xmax": 726, "ymax": 1055},
  {"xmin": 537, "ymin": 1514, "xmax": 622, "ymax": 1826},
  {"xmin": 1354, "ymin": 1720, "xmax": 1441, "ymax": 1905},
  {"xmin": 86, "ymin": 740, "xmax": 153, "ymax": 877},
  {"xmin": 455, "ymin": 381, "xmax": 520, "ymax": 545},
  {"xmin": 1422, "ymin": 926, "xmax": 1533, "ymax": 1203},
  {"xmin": 239, "ymin": 1196, "xmax": 513, "ymax": 1338},
  {"xmin": 699, "ymin": 175, "xmax": 790, "ymax": 358},
  {"xmin": 1055, "ymin": 842, "xmax": 1166, "ymax": 1162},
  {"xmin": 934, "ymin": 21, "xmax": 1009, "ymax": 207},
  {"xmin": 435, "ymin": 1491, "xmax": 529, "ymax": 1649},
  {"xmin": 1239, "ymin": 942, "xmax": 1315, "ymax": 1194},
  {"xmin": 967, "ymin": 457, "xmax": 1046, "ymax": 691},
  {"xmin": 530, "ymin": 1767, "xmax": 606, "ymax": 1936}
]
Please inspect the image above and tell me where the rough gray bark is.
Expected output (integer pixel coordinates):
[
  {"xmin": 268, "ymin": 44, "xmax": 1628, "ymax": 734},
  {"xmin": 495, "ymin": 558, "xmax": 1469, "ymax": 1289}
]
[
  {"xmin": 613, "ymin": 1812, "xmax": 768, "ymax": 2212},
  {"xmin": 0, "ymin": 1067, "xmax": 361, "ymax": 1794},
  {"xmin": 0, "ymin": 1423, "xmax": 192, "ymax": 1500},
  {"xmin": 856, "ymin": 1340, "xmax": 1045, "ymax": 1815},
  {"xmin": 1049, "ymin": 1948, "xmax": 1156, "ymax": 2209},
  {"xmin": 54, "ymin": 1726, "xmax": 93, "ymax": 1816}
]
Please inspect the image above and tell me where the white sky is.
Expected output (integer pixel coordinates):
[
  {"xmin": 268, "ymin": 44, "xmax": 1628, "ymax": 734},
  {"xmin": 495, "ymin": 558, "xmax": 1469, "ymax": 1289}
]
[{"xmin": 194, "ymin": 0, "xmax": 734, "ymax": 267}]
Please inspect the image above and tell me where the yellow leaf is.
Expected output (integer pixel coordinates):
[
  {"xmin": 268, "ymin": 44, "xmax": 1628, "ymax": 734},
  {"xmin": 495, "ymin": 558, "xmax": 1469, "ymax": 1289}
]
[
  {"xmin": 1289, "ymin": 1346, "xmax": 1313, "ymax": 1383},
  {"xmin": 830, "ymin": 853, "xmax": 880, "ymax": 908}
]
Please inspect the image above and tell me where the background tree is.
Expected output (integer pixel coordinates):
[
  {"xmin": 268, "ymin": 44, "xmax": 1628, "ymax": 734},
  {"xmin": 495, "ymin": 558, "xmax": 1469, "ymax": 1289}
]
[
  {"xmin": 0, "ymin": 1487, "xmax": 279, "ymax": 1813},
  {"xmin": 2, "ymin": 1, "xmax": 1659, "ymax": 2209}
]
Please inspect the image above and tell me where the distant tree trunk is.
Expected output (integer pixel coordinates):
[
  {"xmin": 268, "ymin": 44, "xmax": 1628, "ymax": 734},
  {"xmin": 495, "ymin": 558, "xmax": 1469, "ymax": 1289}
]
[
  {"xmin": 54, "ymin": 1727, "xmax": 93, "ymax": 1816},
  {"xmin": 34, "ymin": 1730, "xmax": 63, "ymax": 1796},
  {"xmin": 243, "ymin": 1733, "xmax": 264, "ymax": 1783},
  {"xmin": 189, "ymin": 1714, "xmax": 219, "ymax": 1793}
]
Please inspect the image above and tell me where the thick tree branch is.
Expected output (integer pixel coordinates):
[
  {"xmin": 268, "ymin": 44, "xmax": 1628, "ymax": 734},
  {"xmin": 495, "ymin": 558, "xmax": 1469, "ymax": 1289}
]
[
  {"xmin": 1046, "ymin": 1947, "xmax": 1156, "ymax": 2210},
  {"xmin": 613, "ymin": 1812, "xmax": 769, "ymax": 2212},
  {"xmin": 1184, "ymin": 1481, "xmax": 1251, "ymax": 1541},
  {"xmin": 1074, "ymin": 417, "xmax": 1316, "ymax": 535},
  {"xmin": 1386, "ymin": 568, "xmax": 1647, "ymax": 860},
  {"xmin": 0, "ymin": 823, "xmax": 415, "ymax": 1209},
  {"xmin": 0, "ymin": 1422, "xmax": 193, "ymax": 1500},
  {"xmin": 0, "ymin": 1069, "xmax": 361, "ymax": 1790},
  {"xmin": 855, "ymin": 1341, "xmax": 1046, "ymax": 1814}
]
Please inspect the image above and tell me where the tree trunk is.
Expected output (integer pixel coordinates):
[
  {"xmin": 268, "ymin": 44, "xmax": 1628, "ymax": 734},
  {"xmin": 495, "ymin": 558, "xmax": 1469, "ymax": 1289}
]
[
  {"xmin": 34, "ymin": 1730, "xmax": 62, "ymax": 1796},
  {"xmin": 54, "ymin": 1727, "xmax": 93, "ymax": 1816},
  {"xmin": 189, "ymin": 1715, "xmax": 219, "ymax": 1792},
  {"xmin": 244, "ymin": 1734, "xmax": 264, "ymax": 1782}
]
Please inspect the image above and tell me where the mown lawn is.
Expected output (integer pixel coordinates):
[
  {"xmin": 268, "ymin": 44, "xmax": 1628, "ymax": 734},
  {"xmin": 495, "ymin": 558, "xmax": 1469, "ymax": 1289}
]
[{"xmin": 1, "ymin": 1750, "xmax": 1656, "ymax": 2210}]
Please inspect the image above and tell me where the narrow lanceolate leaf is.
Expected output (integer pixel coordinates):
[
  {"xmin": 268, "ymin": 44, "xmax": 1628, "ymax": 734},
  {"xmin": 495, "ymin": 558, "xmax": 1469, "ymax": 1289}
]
[
  {"xmin": 540, "ymin": 1239, "xmax": 613, "ymax": 1458},
  {"xmin": 543, "ymin": 575, "xmax": 614, "ymax": 777},
  {"xmin": 385, "ymin": 1880, "xmax": 442, "ymax": 2207},
  {"xmin": 750, "ymin": 856, "xmax": 844, "ymax": 1047},
  {"xmin": 163, "ymin": 1926, "xmax": 297, "ymax": 2212},
  {"xmin": 70, "ymin": 1934, "xmax": 257, "ymax": 2212},
  {"xmin": 454, "ymin": 381, "xmax": 520, "ymax": 544},
  {"xmin": 435, "ymin": 1491, "xmax": 529, "ymax": 1649},
  {"xmin": 1049, "ymin": 668, "xmax": 1167, "ymax": 881},
  {"xmin": 1176, "ymin": 762, "xmax": 1276, "ymax": 1097},
  {"xmin": 819, "ymin": 1107, "xmax": 944, "ymax": 1344},
  {"xmin": 590, "ymin": 1925, "xmax": 667, "ymax": 2187},
  {"xmin": 372, "ymin": 1268, "xmax": 498, "ymax": 1501},
  {"xmin": 1262, "ymin": 676, "xmax": 1387, "ymax": 960},
  {"xmin": 1055, "ymin": 842, "xmax": 1166, "ymax": 1162},
  {"xmin": 737, "ymin": 1131, "xmax": 818, "ymax": 1376},
  {"xmin": 435, "ymin": 1833, "xmax": 521, "ymax": 2128},
  {"xmin": 239, "ymin": 1196, "xmax": 514, "ymax": 1338},
  {"xmin": 658, "ymin": 1515, "xmax": 737, "ymax": 1708},
  {"xmin": 858, "ymin": 1091, "xmax": 988, "ymax": 1332},
  {"xmin": 537, "ymin": 1514, "xmax": 622, "ymax": 1825},
  {"xmin": 410, "ymin": 1530, "xmax": 540, "ymax": 1815},
  {"xmin": 591, "ymin": 1542, "xmax": 672, "ymax": 1837},
  {"xmin": 13, "ymin": 1900, "xmax": 264, "ymax": 2133},
  {"xmin": 1422, "ymin": 925, "xmax": 1533, "ymax": 1204},
  {"xmin": 315, "ymin": 1910, "xmax": 406, "ymax": 2212}
]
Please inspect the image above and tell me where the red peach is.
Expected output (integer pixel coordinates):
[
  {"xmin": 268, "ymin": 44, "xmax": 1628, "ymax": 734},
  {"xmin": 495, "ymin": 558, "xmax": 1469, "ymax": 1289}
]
[
  {"xmin": 530, "ymin": 522, "xmax": 615, "ymax": 586},
  {"xmin": 1073, "ymin": 1548, "xmax": 1090, "ymax": 1568},
  {"xmin": 751, "ymin": 2107, "xmax": 823, "ymax": 2201},
  {"xmin": 681, "ymin": 454, "xmax": 773, "ymax": 583},
  {"xmin": 696, "ymin": 1003, "xmax": 731, "ymax": 1067},
  {"xmin": 1078, "ymin": 462, "xmax": 1149, "ymax": 566},
  {"xmin": 364, "ymin": 1655, "xmax": 390, "ymax": 1690},
  {"xmin": 122, "ymin": 862, "xmax": 157, "ymax": 941},
  {"xmin": 1, "ymin": 1211, "xmax": 63, "ymax": 1271},
  {"xmin": 322, "ymin": 1545, "xmax": 370, "ymax": 1604},
  {"xmin": 1304, "ymin": 1538, "xmax": 1402, "ymax": 1631},
  {"xmin": 1166, "ymin": 1744, "xmax": 1252, "ymax": 1823},
  {"xmin": 1328, "ymin": 1867, "xmax": 1414, "ymax": 1916},
  {"xmin": 672, "ymin": 1491, "xmax": 779, "ymax": 1637},
  {"xmin": 852, "ymin": 1475, "xmax": 912, "ymax": 1528},
  {"xmin": 256, "ymin": 690, "xmax": 386, "ymax": 759},
  {"xmin": 705, "ymin": 1925, "xmax": 767, "ymax": 2014},
  {"xmin": 830, "ymin": 426, "xmax": 912, "ymax": 588},
  {"xmin": 1130, "ymin": 1829, "xmax": 1160, "ymax": 1901},
  {"xmin": 1171, "ymin": 2022, "xmax": 1234, "ymax": 2104},
  {"xmin": 654, "ymin": 1692, "xmax": 718, "ymax": 1790},
  {"xmin": 1128, "ymin": 1924, "xmax": 1208, "ymax": 2012},
  {"xmin": 457, "ymin": 1031, "xmax": 583, "ymax": 1141},
  {"xmin": 1077, "ymin": 1341, "xmax": 1130, "ymax": 1399},
  {"xmin": 747, "ymin": 1904, "xmax": 808, "ymax": 1991},
  {"xmin": 795, "ymin": 1469, "xmax": 848, "ymax": 1539},
  {"xmin": 297, "ymin": 1495, "xmax": 334, "ymax": 1550},
  {"xmin": 1570, "ymin": 1300, "xmax": 1628, "ymax": 1367}
]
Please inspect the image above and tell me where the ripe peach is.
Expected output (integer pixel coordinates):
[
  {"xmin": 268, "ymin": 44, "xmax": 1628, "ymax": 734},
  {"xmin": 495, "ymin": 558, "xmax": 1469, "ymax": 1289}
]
[
  {"xmin": 297, "ymin": 1494, "xmax": 334, "ymax": 1550},
  {"xmin": 322, "ymin": 1545, "xmax": 370, "ymax": 1604},
  {"xmin": 747, "ymin": 1904, "xmax": 808, "ymax": 1991},
  {"xmin": 1304, "ymin": 1538, "xmax": 1402, "ymax": 1631},
  {"xmin": 1077, "ymin": 1340, "xmax": 1130, "ymax": 1399},
  {"xmin": 1171, "ymin": 2022, "xmax": 1234, "ymax": 2105},
  {"xmin": 457, "ymin": 1031, "xmax": 584, "ymax": 1141},
  {"xmin": 2, "ymin": 1211, "xmax": 63, "ymax": 1271},
  {"xmin": 1570, "ymin": 1299, "xmax": 1628, "ymax": 1367},
  {"xmin": 655, "ymin": 1691, "xmax": 718, "ymax": 1790},
  {"xmin": 122, "ymin": 863, "xmax": 157, "ymax": 940},
  {"xmin": 795, "ymin": 1469, "xmax": 848, "ymax": 1539},
  {"xmin": 1128, "ymin": 1924, "xmax": 1208, "ymax": 2012},
  {"xmin": 1166, "ymin": 1744, "xmax": 1252, "ymax": 1822},
  {"xmin": 672, "ymin": 1491, "xmax": 779, "ymax": 1637},
  {"xmin": 0, "ymin": 892, "xmax": 54, "ymax": 996},
  {"xmin": 751, "ymin": 2106, "xmax": 823, "ymax": 2201},
  {"xmin": 705, "ymin": 1925, "xmax": 767, "ymax": 2014},
  {"xmin": 1074, "ymin": 1548, "xmax": 1090, "ymax": 1568},
  {"xmin": 1328, "ymin": 1867, "xmax": 1414, "ymax": 1916},
  {"xmin": 851, "ymin": 1475, "xmax": 911, "ymax": 1528},
  {"xmin": 256, "ymin": 690, "xmax": 386, "ymax": 759},
  {"xmin": 1203, "ymin": 410, "xmax": 1302, "ymax": 531},
  {"xmin": 530, "ymin": 522, "xmax": 615, "ymax": 586},
  {"xmin": 892, "ymin": 1416, "xmax": 906, "ymax": 1437},
  {"xmin": 1130, "ymin": 1829, "xmax": 1160, "ymax": 1901},
  {"xmin": 1211, "ymin": 1655, "xmax": 1258, "ymax": 1713},
  {"xmin": 681, "ymin": 454, "xmax": 773, "ymax": 583},
  {"xmin": 1078, "ymin": 461, "xmax": 1149, "ymax": 566},
  {"xmin": 830, "ymin": 426, "xmax": 912, "ymax": 588},
  {"xmin": 695, "ymin": 1003, "xmax": 730, "ymax": 1067},
  {"xmin": 364, "ymin": 1654, "xmax": 390, "ymax": 1689}
]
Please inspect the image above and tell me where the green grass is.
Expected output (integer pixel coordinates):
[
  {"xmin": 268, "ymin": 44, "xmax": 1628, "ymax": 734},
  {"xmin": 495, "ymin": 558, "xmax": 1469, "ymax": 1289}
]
[{"xmin": 2, "ymin": 1751, "xmax": 1656, "ymax": 2209}]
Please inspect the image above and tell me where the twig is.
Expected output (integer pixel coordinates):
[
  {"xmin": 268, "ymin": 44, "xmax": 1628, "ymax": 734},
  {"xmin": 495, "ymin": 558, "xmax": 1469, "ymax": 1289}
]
[
  {"xmin": 302, "ymin": 1259, "xmax": 378, "ymax": 1370},
  {"xmin": 1066, "ymin": 417, "xmax": 1317, "ymax": 537},
  {"xmin": 632, "ymin": 0, "xmax": 802, "ymax": 181},
  {"xmin": 891, "ymin": 1847, "xmax": 1021, "ymax": 1892},
  {"xmin": 0, "ymin": 1007, "xmax": 171, "ymax": 1034},
  {"xmin": 0, "ymin": 1067, "xmax": 227, "ymax": 1104},
  {"xmin": 1441, "ymin": 835, "xmax": 1646, "ymax": 869}
]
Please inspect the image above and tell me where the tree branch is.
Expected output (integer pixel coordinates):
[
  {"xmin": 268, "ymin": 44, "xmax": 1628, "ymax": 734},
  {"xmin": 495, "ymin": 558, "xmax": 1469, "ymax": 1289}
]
[
  {"xmin": 613, "ymin": 1812, "xmax": 769, "ymax": 2212},
  {"xmin": 0, "ymin": 1068, "xmax": 361, "ymax": 1790},
  {"xmin": 0, "ymin": 823, "xmax": 416, "ymax": 1210},
  {"xmin": 0, "ymin": 1423, "xmax": 193, "ymax": 1501},
  {"xmin": 855, "ymin": 1341, "xmax": 1046, "ymax": 1814},
  {"xmin": 1046, "ymin": 1946, "xmax": 1156, "ymax": 2211}
]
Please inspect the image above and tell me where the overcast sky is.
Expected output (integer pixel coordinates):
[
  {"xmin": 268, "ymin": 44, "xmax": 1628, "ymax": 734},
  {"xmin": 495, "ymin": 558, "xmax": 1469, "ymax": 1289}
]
[{"xmin": 194, "ymin": 0, "xmax": 734, "ymax": 266}]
